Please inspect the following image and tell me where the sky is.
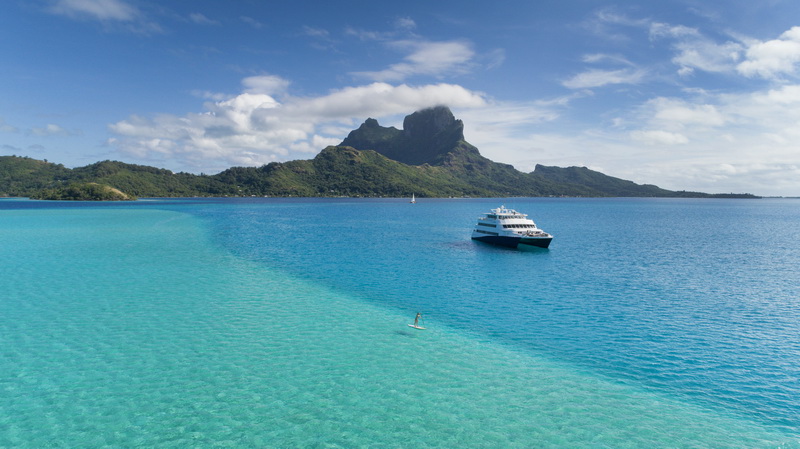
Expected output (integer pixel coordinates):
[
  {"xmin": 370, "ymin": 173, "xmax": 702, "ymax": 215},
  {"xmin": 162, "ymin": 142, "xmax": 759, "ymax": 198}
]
[{"xmin": 2, "ymin": 1, "xmax": 800, "ymax": 196}]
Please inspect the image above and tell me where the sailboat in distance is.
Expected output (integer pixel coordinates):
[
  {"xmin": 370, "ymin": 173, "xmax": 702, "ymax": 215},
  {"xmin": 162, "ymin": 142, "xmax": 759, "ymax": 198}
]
[{"xmin": 410, "ymin": 193, "xmax": 416, "ymax": 204}]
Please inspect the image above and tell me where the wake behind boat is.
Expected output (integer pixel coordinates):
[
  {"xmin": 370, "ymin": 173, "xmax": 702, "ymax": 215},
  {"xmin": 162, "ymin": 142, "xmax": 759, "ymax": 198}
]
[{"xmin": 471, "ymin": 205, "xmax": 553, "ymax": 249}]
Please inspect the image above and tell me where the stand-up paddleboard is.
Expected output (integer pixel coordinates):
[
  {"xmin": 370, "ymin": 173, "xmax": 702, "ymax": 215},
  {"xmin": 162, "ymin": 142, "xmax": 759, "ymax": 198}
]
[{"xmin": 408, "ymin": 324, "xmax": 426, "ymax": 330}]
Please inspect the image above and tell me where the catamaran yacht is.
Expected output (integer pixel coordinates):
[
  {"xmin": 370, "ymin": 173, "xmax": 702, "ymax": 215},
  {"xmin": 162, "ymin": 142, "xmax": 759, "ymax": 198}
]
[{"xmin": 471, "ymin": 205, "xmax": 553, "ymax": 249}]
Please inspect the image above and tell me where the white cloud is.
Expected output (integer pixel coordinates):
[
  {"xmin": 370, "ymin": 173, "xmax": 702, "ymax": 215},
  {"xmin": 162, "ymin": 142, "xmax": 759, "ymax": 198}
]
[
  {"xmin": 650, "ymin": 23, "xmax": 800, "ymax": 80},
  {"xmin": 456, "ymin": 95, "xmax": 589, "ymax": 171},
  {"xmin": 108, "ymin": 78, "xmax": 487, "ymax": 172},
  {"xmin": 189, "ymin": 13, "xmax": 218, "ymax": 26},
  {"xmin": 648, "ymin": 21, "xmax": 743, "ymax": 76},
  {"xmin": 671, "ymin": 40, "xmax": 742, "ymax": 75},
  {"xmin": 242, "ymin": 75, "xmax": 291, "ymax": 95},
  {"xmin": 48, "ymin": 0, "xmax": 160, "ymax": 33},
  {"xmin": 738, "ymin": 26, "xmax": 800, "ymax": 79},
  {"xmin": 594, "ymin": 9, "xmax": 650, "ymax": 29},
  {"xmin": 240, "ymin": 16, "xmax": 263, "ymax": 29},
  {"xmin": 455, "ymin": 83, "xmax": 800, "ymax": 196},
  {"xmin": 649, "ymin": 23, "xmax": 699, "ymax": 40},
  {"xmin": 352, "ymin": 40, "xmax": 475, "ymax": 81},
  {"xmin": 191, "ymin": 90, "xmax": 230, "ymax": 102},
  {"xmin": 104, "ymin": 73, "xmax": 800, "ymax": 195},
  {"xmin": 49, "ymin": 0, "xmax": 138, "ymax": 21},
  {"xmin": 302, "ymin": 26, "xmax": 330, "ymax": 39},
  {"xmin": 584, "ymin": 9, "xmax": 650, "ymax": 43},
  {"xmin": 562, "ymin": 68, "xmax": 646, "ymax": 89},
  {"xmin": 646, "ymin": 98, "xmax": 726, "ymax": 128},
  {"xmin": 29, "ymin": 123, "xmax": 78, "ymax": 137},
  {"xmin": 483, "ymin": 48, "xmax": 506, "ymax": 70},
  {"xmin": 344, "ymin": 27, "xmax": 386, "ymax": 42},
  {"xmin": 603, "ymin": 84, "xmax": 800, "ymax": 194},
  {"xmin": 581, "ymin": 53, "xmax": 634, "ymax": 65},
  {"xmin": 563, "ymin": 43, "xmax": 645, "ymax": 89},
  {"xmin": 394, "ymin": 17, "xmax": 416, "ymax": 31},
  {"xmin": 630, "ymin": 130, "xmax": 689, "ymax": 145},
  {"xmin": 283, "ymin": 82, "xmax": 486, "ymax": 119},
  {"xmin": 761, "ymin": 83, "xmax": 800, "ymax": 104},
  {"xmin": 0, "ymin": 118, "xmax": 18, "ymax": 133}
]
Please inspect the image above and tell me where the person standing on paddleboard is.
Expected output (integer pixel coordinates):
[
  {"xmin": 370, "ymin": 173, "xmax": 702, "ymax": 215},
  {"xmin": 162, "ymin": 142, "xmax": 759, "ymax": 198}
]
[{"xmin": 414, "ymin": 312, "xmax": 422, "ymax": 327}]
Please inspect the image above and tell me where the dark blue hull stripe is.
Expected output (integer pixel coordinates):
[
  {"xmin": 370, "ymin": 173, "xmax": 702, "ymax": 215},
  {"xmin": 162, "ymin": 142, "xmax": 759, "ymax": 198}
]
[
  {"xmin": 472, "ymin": 235, "xmax": 552, "ymax": 249},
  {"xmin": 518, "ymin": 237, "xmax": 552, "ymax": 249}
]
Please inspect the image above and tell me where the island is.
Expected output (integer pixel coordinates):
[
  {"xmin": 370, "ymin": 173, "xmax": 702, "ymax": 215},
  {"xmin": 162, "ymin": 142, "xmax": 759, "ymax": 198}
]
[{"xmin": 0, "ymin": 107, "xmax": 758, "ymax": 199}]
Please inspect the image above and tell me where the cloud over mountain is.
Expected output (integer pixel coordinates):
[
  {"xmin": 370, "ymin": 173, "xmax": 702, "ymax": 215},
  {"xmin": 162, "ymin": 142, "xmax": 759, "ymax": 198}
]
[{"xmin": 108, "ymin": 78, "xmax": 487, "ymax": 171}]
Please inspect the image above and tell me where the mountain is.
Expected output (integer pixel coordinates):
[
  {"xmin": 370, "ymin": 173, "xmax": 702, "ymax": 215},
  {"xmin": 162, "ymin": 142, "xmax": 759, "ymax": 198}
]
[
  {"xmin": 532, "ymin": 164, "xmax": 674, "ymax": 197},
  {"xmin": 0, "ymin": 108, "xmax": 759, "ymax": 199},
  {"xmin": 68, "ymin": 160, "xmax": 234, "ymax": 197},
  {"xmin": 0, "ymin": 157, "xmax": 236, "ymax": 198},
  {"xmin": 341, "ymin": 107, "xmax": 466, "ymax": 165},
  {"xmin": 0, "ymin": 156, "xmax": 72, "ymax": 196},
  {"xmin": 338, "ymin": 106, "xmax": 733, "ymax": 198}
]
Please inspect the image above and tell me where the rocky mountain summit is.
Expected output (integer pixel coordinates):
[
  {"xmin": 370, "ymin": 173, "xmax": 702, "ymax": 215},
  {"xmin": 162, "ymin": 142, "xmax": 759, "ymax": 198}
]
[{"xmin": 342, "ymin": 106, "xmax": 467, "ymax": 165}]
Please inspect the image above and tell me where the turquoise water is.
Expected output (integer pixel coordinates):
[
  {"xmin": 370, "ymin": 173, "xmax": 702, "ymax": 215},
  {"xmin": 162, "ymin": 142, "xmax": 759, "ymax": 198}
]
[{"xmin": 1, "ymin": 197, "xmax": 798, "ymax": 447}]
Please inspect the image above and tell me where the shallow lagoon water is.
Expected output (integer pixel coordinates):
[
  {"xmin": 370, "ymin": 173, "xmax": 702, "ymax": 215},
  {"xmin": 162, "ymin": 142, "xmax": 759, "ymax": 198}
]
[{"xmin": 1, "ymin": 198, "xmax": 798, "ymax": 447}]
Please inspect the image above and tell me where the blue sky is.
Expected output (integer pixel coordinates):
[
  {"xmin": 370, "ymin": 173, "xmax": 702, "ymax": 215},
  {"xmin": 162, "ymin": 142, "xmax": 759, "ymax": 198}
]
[{"xmin": 2, "ymin": 0, "xmax": 800, "ymax": 195}]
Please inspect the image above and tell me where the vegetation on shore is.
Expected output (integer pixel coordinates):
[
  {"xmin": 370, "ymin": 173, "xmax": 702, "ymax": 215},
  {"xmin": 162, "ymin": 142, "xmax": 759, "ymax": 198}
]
[{"xmin": 30, "ymin": 182, "xmax": 136, "ymax": 201}]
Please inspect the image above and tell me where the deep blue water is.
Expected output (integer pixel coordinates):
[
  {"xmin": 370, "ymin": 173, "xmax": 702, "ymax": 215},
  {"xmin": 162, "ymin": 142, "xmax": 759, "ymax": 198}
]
[
  {"xmin": 194, "ymin": 197, "xmax": 800, "ymax": 432},
  {"xmin": 2, "ymin": 196, "xmax": 799, "ymax": 447}
]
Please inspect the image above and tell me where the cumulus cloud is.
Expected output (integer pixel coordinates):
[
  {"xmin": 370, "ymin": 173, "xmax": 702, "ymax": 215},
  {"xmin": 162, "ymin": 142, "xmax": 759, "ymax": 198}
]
[
  {"xmin": 108, "ymin": 77, "xmax": 487, "ymax": 172},
  {"xmin": 104, "ymin": 75, "xmax": 800, "ymax": 195},
  {"xmin": 606, "ymin": 83, "xmax": 800, "ymax": 194},
  {"xmin": 738, "ymin": 26, "xmax": 800, "ymax": 79},
  {"xmin": 651, "ymin": 22, "xmax": 800, "ymax": 80},
  {"xmin": 760, "ymin": 83, "xmax": 800, "ymax": 104},
  {"xmin": 352, "ymin": 40, "xmax": 475, "ymax": 81},
  {"xmin": 452, "ymin": 78, "xmax": 800, "ymax": 195}
]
